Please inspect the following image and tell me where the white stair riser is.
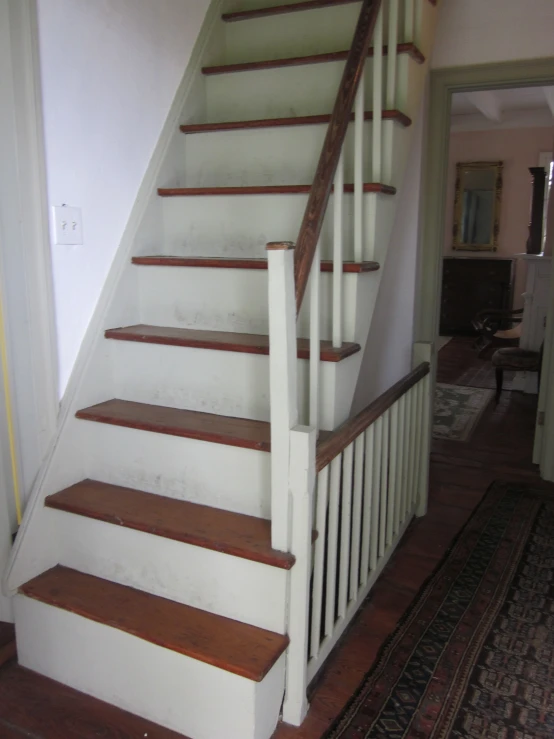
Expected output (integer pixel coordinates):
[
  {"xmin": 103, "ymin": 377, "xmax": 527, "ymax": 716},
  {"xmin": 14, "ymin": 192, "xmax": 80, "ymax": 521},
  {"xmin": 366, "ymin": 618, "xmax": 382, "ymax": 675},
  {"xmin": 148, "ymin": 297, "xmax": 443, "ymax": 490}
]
[
  {"xmin": 110, "ymin": 339, "xmax": 348, "ymax": 427},
  {"xmin": 222, "ymin": 3, "xmax": 361, "ymax": 65},
  {"xmin": 160, "ymin": 192, "xmax": 395, "ymax": 262},
  {"xmin": 53, "ymin": 509, "xmax": 288, "ymax": 633},
  {"xmin": 222, "ymin": 3, "xmax": 417, "ymax": 65},
  {"xmin": 183, "ymin": 121, "xmax": 411, "ymax": 187},
  {"xmin": 16, "ymin": 596, "xmax": 285, "ymax": 739},
  {"xmin": 137, "ymin": 266, "xmax": 371, "ymax": 341},
  {"xmin": 205, "ymin": 55, "xmax": 411, "ymax": 122},
  {"xmin": 80, "ymin": 421, "xmax": 271, "ymax": 518}
]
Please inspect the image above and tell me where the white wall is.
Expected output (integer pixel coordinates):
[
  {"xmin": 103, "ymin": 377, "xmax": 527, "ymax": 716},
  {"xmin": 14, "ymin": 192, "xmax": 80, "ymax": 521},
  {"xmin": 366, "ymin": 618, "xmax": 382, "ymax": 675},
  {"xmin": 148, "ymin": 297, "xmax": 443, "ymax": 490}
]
[
  {"xmin": 432, "ymin": 0, "xmax": 554, "ymax": 69},
  {"xmin": 352, "ymin": 101, "xmax": 425, "ymax": 411},
  {"xmin": 37, "ymin": 0, "xmax": 211, "ymax": 395}
]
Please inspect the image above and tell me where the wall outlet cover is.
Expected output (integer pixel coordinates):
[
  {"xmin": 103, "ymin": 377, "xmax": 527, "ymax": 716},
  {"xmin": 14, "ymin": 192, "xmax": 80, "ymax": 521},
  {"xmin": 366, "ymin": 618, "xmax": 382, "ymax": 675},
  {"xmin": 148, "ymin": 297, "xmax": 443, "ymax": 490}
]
[{"xmin": 53, "ymin": 205, "xmax": 83, "ymax": 245}]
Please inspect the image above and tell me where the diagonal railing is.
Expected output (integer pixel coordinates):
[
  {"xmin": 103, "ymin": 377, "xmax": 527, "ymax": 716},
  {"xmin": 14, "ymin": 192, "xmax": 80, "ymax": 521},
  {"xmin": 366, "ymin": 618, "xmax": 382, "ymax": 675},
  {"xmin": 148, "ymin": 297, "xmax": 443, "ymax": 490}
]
[{"xmin": 293, "ymin": 0, "xmax": 383, "ymax": 312}]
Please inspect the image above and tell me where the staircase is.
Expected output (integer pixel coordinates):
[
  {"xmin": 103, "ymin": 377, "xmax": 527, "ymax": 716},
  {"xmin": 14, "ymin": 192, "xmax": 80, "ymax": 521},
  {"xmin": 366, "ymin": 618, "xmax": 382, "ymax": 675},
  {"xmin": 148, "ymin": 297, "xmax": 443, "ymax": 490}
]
[{"xmin": 6, "ymin": 1, "xmax": 440, "ymax": 737}]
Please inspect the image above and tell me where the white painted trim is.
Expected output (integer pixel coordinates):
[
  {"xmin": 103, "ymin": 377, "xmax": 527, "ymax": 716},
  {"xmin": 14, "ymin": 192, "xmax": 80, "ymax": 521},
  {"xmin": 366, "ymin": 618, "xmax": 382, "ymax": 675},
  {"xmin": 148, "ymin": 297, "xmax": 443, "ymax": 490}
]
[
  {"xmin": 5, "ymin": 0, "xmax": 225, "ymax": 593},
  {"xmin": 0, "ymin": 0, "xmax": 58, "ymax": 511}
]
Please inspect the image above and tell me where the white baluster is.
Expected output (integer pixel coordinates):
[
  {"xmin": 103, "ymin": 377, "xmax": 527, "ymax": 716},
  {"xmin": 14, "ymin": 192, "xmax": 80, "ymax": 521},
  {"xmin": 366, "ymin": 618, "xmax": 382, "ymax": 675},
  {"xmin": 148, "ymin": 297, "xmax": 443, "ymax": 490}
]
[
  {"xmin": 267, "ymin": 242, "xmax": 298, "ymax": 551},
  {"xmin": 388, "ymin": 399, "xmax": 399, "ymax": 542},
  {"xmin": 282, "ymin": 426, "xmax": 316, "ymax": 726},
  {"xmin": 325, "ymin": 454, "xmax": 342, "ymax": 636},
  {"xmin": 350, "ymin": 434, "xmax": 365, "ymax": 598},
  {"xmin": 354, "ymin": 69, "xmax": 365, "ymax": 263},
  {"xmin": 333, "ymin": 149, "xmax": 344, "ymax": 348},
  {"xmin": 372, "ymin": 6, "xmax": 383, "ymax": 184},
  {"xmin": 413, "ymin": 342, "xmax": 433, "ymax": 517},
  {"xmin": 404, "ymin": 0, "xmax": 415, "ymax": 43},
  {"xmin": 370, "ymin": 415, "xmax": 382, "ymax": 570},
  {"xmin": 417, "ymin": 371, "xmax": 431, "ymax": 517},
  {"xmin": 360, "ymin": 424, "xmax": 375, "ymax": 583},
  {"xmin": 338, "ymin": 442, "xmax": 354, "ymax": 617},
  {"xmin": 309, "ymin": 239, "xmax": 321, "ymax": 431},
  {"xmin": 404, "ymin": 389, "xmax": 412, "ymax": 520},
  {"xmin": 394, "ymin": 398, "xmax": 404, "ymax": 533},
  {"xmin": 379, "ymin": 408, "xmax": 389, "ymax": 557},
  {"xmin": 384, "ymin": 0, "xmax": 399, "ymax": 184},
  {"xmin": 310, "ymin": 466, "xmax": 329, "ymax": 659}
]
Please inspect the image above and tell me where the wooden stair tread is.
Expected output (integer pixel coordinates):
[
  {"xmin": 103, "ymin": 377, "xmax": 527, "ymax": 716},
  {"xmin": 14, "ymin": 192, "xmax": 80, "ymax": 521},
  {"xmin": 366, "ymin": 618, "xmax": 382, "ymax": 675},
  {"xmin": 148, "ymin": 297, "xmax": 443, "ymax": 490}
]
[
  {"xmin": 180, "ymin": 109, "xmax": 412, "ymax": 134},
  {"xmin": 202, "ymin": 43, "xmax": 425, "ymax": 76},
  {"xmin": 76, "ymin": 399, "xmax": 272, "ymax": 452},
  {"xmin": 105, "ymin": 324, "xmax": 361, "ymax": 362},
  {"xmin": 20, "ymin": 566, "xmax": 289, "ymax": 681},
  {"xmin": 46, "ymin": 479, "xmax": 294, "ymax": 569},
  {"xmin": 0, "ymin": 664, "xmax": 186, "ymax": 739},
  {"xmin": 223, "ymin": 0, "xmax": 360, "ymax": 23},
  {"xmin": 158, "ymin": 183, "xmax": 396, "ymax": 197},
  {"xmin": 132, "ymin": 256, "xmax": 380, "ymax": 273}
]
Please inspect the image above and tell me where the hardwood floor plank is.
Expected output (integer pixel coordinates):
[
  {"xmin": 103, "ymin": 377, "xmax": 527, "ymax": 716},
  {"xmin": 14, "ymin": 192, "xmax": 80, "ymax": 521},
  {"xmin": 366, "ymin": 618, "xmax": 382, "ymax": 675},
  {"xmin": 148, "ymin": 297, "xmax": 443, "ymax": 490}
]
[{"xmin": 0, "ymin": 664, "xmax": 186, "ymax": 738}]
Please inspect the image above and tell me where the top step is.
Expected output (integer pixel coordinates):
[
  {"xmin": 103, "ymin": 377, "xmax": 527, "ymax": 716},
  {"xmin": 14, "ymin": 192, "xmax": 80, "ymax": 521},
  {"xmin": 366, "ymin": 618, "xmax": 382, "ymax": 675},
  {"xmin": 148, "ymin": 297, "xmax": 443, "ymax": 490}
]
[
  {"xmin": 223, "ymin": 0, "xmax": 436, "ymax": 22},
  {"xmin": 223, "ymin": 0, "xmax": 360, "ymax": 23},
  {"xmin": 20, "ymin": 566, "xmax": 289, "ymax": 682},
  {"xmin": 202, "ymin": 43, "xmax": 425, "ymax": 76}
]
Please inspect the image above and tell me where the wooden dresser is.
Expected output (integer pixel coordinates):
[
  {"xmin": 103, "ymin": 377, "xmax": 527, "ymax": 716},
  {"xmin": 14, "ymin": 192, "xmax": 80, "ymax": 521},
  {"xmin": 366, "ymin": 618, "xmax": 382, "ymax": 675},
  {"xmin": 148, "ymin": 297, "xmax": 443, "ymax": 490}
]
[{"xmin": 440, "ymin": 257, "xmax": 514, "ymax": 335}]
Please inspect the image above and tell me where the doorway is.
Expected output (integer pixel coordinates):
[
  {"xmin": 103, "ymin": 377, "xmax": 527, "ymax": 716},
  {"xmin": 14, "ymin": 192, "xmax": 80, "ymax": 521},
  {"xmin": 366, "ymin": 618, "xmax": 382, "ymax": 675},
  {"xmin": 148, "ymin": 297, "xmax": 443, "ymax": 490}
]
[{"xmin": 415, "ymin": 58, "xmax": 554, "ymax": 481}]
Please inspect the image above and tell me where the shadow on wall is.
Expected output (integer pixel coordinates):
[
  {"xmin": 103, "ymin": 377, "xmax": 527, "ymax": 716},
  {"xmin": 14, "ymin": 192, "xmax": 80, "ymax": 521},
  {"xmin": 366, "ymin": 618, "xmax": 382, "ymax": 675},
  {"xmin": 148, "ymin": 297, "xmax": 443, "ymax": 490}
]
[{"xmin": 351, "ymin": 97, "xmax": 425, "ymax": 413}]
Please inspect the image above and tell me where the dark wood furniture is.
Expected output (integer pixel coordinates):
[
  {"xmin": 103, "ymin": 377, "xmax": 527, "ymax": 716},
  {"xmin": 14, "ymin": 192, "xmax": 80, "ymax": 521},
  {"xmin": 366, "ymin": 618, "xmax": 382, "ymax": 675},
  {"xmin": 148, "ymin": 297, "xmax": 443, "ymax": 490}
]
[{"xmin": 440, "ymin": 257, "xmax": 514, "ymax": 336}]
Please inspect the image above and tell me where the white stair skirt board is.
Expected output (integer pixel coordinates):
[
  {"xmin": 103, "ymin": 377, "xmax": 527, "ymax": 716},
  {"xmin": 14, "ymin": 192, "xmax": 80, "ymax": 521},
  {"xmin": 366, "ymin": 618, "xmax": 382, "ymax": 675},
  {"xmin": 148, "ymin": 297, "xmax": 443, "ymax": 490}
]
[
  {"xmin": 159, "ymin": 192, "xmax": 396, "ymax": 262},
  {"xmin": 181, "ymin": 121, "xmax": 411, "ymax": 187},
  {"xmin": 205, "ymin": 54, "xmax": 413, "ymax": 123},
  {"xmin": 15, "ymin": 595, "xmax": 285, "ymax": 739},
  {"xmin": 52, "ymin": 508, "xmax": 287, "ymax": 632},
  {"xmin": 136, "ymin": 265, "xmax": 369, "ymax": 339},
  {"xmin": 79, "ymin": 421, "xmax": 271, "ymax": 519}
]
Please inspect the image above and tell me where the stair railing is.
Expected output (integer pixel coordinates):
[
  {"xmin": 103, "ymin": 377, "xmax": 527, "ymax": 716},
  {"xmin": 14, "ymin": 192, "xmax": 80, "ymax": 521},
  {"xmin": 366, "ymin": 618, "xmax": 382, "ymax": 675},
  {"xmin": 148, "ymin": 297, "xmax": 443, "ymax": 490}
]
[{"xmin": 266, "ymin": 0, "xmax": 426, "ymax": 725}]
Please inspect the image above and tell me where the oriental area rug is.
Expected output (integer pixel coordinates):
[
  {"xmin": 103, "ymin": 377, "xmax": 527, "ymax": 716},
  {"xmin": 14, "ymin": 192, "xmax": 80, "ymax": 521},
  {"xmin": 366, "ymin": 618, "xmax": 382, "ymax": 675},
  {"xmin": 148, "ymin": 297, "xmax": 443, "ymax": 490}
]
[
  {"xmin": 324, "ymin": 481, "xmax": 554, "ymax": 739},
  {"xmin": 433, "ymin": 383, "xmax": 494, "ymax": 442}
]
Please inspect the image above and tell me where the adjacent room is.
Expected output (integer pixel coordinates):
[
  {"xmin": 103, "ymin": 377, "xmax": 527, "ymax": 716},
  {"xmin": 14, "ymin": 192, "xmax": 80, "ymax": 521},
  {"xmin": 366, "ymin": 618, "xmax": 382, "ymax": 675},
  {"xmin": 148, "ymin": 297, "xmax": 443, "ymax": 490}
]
[{"xmin": 435, "ymin": 85, "xmax": 553, "ymax": 465}]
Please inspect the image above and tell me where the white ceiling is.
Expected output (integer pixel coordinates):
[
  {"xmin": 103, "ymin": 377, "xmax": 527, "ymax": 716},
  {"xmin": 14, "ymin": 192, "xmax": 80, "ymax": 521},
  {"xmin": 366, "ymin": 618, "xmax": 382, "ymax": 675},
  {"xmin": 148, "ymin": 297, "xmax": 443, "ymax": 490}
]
[{"xmin": 451, "ymin": 86, "xmax": 554, "ymax": 132}]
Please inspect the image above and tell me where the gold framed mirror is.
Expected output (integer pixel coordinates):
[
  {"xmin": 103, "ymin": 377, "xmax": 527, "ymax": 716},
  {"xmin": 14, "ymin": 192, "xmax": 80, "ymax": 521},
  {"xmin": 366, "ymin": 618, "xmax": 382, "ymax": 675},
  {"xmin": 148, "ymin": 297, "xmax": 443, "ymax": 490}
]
[{"xmin": 452, "ymin": 161, "xmax": 503, "ymax": 251}]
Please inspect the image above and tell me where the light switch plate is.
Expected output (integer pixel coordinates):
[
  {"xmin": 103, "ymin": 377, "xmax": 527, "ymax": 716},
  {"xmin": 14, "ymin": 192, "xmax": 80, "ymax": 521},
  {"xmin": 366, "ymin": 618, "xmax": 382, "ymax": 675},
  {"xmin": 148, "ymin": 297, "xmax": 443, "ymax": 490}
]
[{"xmin": 53, "ymin": 205, "xmax": 83, "ymax": 245}]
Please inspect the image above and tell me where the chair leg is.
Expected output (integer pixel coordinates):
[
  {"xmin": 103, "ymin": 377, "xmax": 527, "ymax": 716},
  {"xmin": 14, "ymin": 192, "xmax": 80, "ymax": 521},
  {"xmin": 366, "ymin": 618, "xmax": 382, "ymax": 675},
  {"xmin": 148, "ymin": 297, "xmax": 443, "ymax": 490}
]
[{"xmin": 495, "ymin": 368, "xmax": 503, "ymax": 404}]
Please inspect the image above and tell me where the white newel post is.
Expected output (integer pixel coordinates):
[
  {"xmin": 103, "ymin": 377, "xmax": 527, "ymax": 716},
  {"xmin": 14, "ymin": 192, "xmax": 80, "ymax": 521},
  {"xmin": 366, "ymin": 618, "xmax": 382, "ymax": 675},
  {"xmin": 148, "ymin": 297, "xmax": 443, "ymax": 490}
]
[
  {"xmin": 282, "ymin": 425, "xmax": 316, "ymax": 726},
  {"xmin": 413, "ymin": 342, "xmax": 433, "ymax": 517},
  {"xmin": 267, "ymin": 242, "xmax": 299, "ymax": 552}
]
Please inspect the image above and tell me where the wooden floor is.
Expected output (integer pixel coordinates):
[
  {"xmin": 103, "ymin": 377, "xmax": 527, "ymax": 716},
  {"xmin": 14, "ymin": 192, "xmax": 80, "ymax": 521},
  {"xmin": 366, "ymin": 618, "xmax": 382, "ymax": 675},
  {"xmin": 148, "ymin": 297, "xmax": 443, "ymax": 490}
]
[{"xmin": 0, "ymin": 337, "xmax": 549, "ymax": 738}]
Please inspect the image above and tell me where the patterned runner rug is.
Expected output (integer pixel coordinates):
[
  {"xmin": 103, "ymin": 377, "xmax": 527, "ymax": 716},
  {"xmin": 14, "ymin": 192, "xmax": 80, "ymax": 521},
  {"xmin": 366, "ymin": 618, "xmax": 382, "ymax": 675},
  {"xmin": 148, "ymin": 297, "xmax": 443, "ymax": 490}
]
[
  {"xmin": 324, "ymin": 481, "xmax": 554, "ymax": 739},
  {"xmin": 433, "ymin": 384, "xmax": 494, "ymax": 441}
]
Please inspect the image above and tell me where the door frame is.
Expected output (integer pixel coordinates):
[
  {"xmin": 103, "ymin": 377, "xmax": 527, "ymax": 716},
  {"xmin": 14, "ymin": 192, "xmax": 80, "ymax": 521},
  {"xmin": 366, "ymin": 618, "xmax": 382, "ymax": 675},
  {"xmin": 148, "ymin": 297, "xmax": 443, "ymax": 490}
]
[
  {"xmin": 414, "ymin": 57, "xmax": 554, "ymax": 479},
  {"xmin": 0, "ymin": 0, "xmax": 58, "ymax": 585}
]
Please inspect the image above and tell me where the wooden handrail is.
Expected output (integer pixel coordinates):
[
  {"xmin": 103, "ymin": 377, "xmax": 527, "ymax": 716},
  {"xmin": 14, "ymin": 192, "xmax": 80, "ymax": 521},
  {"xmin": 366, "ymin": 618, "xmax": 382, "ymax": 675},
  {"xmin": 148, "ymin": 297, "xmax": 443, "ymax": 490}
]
[
  {"xmin": 293, "ymin": 0, "xmax": 383, "ymax": 312},
  {"xmin": 316, "ymin": 362, "xmax": 430, "ymax": 471}
]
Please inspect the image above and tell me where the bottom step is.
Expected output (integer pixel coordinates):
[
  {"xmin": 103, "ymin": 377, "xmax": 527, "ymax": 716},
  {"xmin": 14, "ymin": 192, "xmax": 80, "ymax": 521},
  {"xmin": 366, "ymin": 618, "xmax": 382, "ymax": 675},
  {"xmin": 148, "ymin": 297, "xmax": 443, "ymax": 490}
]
[{"xmin": 16, "ymin": 567, "xmax": 288, "ymax": 739}]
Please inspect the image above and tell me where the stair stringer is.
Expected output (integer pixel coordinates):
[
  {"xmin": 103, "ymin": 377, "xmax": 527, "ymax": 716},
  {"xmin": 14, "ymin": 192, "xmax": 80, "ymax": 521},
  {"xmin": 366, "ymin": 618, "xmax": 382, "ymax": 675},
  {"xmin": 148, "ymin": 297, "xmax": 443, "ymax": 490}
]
[{"xmin": 4, "ymin": 0, "xmax": 227, "ymax": 596}]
